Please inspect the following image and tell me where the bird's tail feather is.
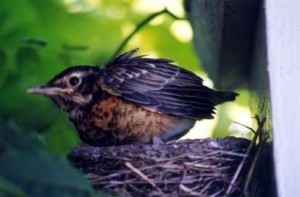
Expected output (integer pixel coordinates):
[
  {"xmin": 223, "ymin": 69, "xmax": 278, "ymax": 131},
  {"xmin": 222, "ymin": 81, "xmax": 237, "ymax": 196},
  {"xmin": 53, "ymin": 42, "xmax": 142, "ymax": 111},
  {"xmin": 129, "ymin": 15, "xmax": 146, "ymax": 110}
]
[{"xmin": 210, "ymin": 91, "xmax": 238, "ymax": 105}]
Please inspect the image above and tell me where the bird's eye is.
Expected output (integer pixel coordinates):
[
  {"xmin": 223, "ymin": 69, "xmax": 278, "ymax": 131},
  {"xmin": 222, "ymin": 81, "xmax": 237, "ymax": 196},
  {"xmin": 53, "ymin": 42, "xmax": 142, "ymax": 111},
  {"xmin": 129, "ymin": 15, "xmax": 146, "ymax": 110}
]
[{"xmin": 69, "ymin": 76, "xmax": 81, "ymax": 87}]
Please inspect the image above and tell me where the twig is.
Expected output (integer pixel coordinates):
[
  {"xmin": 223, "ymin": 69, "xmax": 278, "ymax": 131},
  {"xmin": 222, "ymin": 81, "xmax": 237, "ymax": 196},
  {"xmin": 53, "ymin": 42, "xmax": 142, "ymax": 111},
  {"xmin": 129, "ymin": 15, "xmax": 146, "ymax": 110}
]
[
  {"xmin": 232, "ymin": 121, "xmax": 256, "ymax": 134},
  {"xmin": 109, "ymin": 8, "xmax": 185, "ymax": 61},
  {"xmin": 180, "ymin": 184, "xmax": 203, "ymax": 196},
  {"xmin": 125, "ymin": 162, "xmax": 158, "ymax": 189},
  {"xmin": 225, "ymin": 115, "xmax": 266, "ymax": 196},
  {"xmin": 243, "ymin": 140, "xmax": 267, "ymax": 193}
]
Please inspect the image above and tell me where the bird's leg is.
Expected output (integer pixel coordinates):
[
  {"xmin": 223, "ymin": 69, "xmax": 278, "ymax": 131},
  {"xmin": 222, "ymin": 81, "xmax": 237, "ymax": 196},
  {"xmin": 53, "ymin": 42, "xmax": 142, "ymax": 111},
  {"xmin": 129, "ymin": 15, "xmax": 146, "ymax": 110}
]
[{"xmin": 151, "ymin": 136, "xmax": 164, "ymax": 145}]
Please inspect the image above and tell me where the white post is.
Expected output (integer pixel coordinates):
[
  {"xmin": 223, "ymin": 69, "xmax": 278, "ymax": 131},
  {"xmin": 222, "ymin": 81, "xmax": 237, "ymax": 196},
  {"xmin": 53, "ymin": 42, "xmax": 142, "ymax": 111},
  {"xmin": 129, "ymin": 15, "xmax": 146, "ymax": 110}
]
[{"xmin": 266, "ymin": 1, "xmax": 300, "ymax": 196}]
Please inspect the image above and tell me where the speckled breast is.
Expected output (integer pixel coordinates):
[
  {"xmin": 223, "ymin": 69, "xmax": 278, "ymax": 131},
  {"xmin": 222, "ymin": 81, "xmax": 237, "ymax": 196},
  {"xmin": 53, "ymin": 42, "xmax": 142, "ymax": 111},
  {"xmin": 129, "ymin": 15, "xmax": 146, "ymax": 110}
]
[{"xmin": 69, "ymin": 93, "xmax": 181, "ymax": 147}]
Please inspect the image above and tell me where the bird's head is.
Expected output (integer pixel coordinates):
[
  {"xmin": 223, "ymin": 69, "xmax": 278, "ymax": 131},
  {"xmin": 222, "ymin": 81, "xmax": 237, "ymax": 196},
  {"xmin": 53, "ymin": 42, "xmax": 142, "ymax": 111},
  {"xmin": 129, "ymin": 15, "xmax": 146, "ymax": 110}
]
[{"xmin": 27, "ymin": 66, "xmax": 101, "ymax": 112}]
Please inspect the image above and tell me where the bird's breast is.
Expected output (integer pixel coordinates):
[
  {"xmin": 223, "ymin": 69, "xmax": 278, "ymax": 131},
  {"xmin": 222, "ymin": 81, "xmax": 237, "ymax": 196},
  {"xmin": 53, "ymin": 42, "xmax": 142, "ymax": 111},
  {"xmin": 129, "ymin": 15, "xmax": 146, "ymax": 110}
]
[{"xmin": 69, "ymin": 94, "xmax": 194, "ymax": 146}]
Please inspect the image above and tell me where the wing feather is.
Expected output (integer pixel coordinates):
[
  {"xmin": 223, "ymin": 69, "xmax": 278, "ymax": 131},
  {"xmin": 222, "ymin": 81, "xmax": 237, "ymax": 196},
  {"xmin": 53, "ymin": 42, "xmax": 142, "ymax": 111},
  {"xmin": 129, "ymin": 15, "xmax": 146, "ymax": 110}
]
[{"xmin": 99, "ymin": 49, "xmax": 222, "ymax": 119}]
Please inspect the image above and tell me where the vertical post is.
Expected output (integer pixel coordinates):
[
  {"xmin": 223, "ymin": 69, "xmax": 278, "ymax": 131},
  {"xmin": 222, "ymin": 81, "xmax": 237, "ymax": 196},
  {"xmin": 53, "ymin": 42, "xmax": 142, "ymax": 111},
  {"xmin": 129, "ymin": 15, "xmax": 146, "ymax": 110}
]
[{"xmin": 266, "ymin": 0, "xmax": 300, "ymax": 196}]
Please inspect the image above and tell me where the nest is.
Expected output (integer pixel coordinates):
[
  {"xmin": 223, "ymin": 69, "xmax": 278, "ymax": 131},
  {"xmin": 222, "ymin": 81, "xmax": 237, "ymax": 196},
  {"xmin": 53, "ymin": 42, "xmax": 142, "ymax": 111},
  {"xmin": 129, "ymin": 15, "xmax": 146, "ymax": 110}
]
[{"xmin": 67, "ymin": 118, "xmax": 271, "ymax": 197}]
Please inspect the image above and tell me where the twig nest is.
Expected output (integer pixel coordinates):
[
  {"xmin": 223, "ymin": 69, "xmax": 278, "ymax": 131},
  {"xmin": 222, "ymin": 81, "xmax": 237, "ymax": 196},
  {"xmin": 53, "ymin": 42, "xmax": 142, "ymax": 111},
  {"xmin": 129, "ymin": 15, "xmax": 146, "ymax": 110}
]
[{"xmin": 68, "ymin": 137, "xmax": 255, "ymax": 196}]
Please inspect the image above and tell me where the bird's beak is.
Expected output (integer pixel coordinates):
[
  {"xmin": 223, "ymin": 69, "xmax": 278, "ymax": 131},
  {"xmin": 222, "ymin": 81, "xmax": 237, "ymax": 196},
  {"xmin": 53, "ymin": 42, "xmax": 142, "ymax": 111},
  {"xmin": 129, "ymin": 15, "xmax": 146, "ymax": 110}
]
[{"xmin": 26, "ymin": 85, "xmax": 73, "ymax": 96}]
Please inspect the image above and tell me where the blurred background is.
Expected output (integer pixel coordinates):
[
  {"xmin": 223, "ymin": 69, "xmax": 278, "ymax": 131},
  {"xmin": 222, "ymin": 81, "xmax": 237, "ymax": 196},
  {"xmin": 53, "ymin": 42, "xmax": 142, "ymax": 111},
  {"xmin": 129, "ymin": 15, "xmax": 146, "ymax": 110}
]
[{"xmin": 0, "ymin": 0, "xmax": 251, "ymax": 155}]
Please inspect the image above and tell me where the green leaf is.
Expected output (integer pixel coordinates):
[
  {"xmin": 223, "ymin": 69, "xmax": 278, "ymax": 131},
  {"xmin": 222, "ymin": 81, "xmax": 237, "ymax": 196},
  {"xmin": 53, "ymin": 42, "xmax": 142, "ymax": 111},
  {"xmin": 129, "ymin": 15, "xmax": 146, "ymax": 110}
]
[
  {"xmin": 0, "ymin": 177, "xmax": 27, "ymax": 197},
  {"xmin": 0, "ymin": 121, "xmax": 44, "ymax": 153},
  {"xmin": 0, "ymin": 122, "xmax": 105, "ymax": 197},
  {"xmin": 0, "ymin": 152, "xmax": 97, "ymax": 197}
]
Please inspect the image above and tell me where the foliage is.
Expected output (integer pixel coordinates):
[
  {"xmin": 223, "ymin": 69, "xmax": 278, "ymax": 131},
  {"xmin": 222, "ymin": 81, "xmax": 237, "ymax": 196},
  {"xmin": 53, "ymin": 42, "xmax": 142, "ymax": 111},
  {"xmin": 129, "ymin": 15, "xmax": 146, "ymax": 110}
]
[
  {"xmin": 0, "ymin": 122, "xmax": 108, "ymax": 197},
  {"xmin": 0, "ymin": 0, "xmax": 198, "ymax": 155}
]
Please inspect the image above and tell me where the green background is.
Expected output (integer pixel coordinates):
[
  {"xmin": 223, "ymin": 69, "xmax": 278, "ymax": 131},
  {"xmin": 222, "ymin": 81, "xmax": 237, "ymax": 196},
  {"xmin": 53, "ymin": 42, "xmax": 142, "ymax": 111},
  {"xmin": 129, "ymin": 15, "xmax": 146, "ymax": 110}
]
[
  {"xmin": 0, "ymin": 0, "xmax": 206, "ymax": 155},
  {"xmin": 0, "ymin": 1, "xmax": 251, "ymax": 196}
]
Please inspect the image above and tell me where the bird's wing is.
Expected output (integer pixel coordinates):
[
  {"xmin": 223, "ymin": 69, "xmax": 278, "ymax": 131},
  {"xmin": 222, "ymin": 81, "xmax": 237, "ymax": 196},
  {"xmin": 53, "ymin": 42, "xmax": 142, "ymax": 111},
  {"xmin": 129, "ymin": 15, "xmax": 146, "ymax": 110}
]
[{"xmin": 98, "ymin": 49, "xmax": 216, "ymax": 119}]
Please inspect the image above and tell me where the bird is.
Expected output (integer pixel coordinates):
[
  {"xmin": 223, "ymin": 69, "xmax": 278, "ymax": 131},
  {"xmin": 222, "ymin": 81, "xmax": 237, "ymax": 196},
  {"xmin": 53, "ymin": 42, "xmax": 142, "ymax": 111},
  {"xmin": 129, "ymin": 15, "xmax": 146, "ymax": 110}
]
[{"xmin": 27, "ymin": 49, "xmax": 238, "ymax": 147}]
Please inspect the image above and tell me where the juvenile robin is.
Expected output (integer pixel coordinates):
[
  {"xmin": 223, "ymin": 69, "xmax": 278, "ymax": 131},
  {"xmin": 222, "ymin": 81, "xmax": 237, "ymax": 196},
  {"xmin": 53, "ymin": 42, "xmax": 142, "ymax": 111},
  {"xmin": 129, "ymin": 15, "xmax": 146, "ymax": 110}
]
[{"xmin": 27, "ymin": 49, "xmax": 238, "ymax": 147}]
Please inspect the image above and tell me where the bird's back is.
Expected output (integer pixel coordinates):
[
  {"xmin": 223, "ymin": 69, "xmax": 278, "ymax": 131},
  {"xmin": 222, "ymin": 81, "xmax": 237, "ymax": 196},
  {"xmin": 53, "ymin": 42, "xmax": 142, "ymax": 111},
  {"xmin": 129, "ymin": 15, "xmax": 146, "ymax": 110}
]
[{"xmin": 99, "ymin": 49, "xmax": 238, "ymax": 119}]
